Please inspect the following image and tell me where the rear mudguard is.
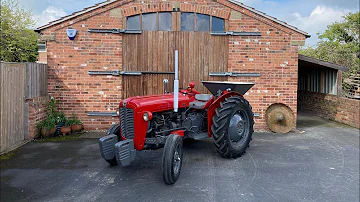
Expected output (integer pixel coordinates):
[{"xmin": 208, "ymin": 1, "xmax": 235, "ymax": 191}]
[{"xmin": 207, "ymin": 91, "xmax": 244, "ymax": 137}]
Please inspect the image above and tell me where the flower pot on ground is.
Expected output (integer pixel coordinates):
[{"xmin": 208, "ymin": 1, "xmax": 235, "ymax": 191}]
[
  {"xmin": 69, "ymin": 113, "xmax": 83, "ymax": 132},
  {"xmin": 60, "ymin": 120, "xmax": 72, "ymax": 136},
  {"xmin": 41, "ymin": 127, "xmax": 57, "ymax": 137},
  {"xmin": 71, "ymin": 124, "xmax": 83, "ymax": 132},
  {"xmin": 38, "ymin": 116, "xmax": 57, "ymax": 138},
  {"xmin": 60, "ymin": 126, "xmax": 71, "ymax": 136}
]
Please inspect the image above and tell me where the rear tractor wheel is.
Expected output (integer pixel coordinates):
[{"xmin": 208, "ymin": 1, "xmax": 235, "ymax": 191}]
[
  {"xmin": 162, "ymin": 134, "xmax": 183, "ymax": 185},
  {"xmin": 105, "ymin": 124, "xmax": 121, "ymax": 166},
  {"xmin": 211, "ymin": 96, "xmax": 254, "ymax": 158}
]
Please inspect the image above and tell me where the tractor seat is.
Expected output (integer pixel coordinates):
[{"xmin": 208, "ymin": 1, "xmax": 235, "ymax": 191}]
[{"xmin": 190, "ymin": 94, "xmax": 214, "ymax": 109}]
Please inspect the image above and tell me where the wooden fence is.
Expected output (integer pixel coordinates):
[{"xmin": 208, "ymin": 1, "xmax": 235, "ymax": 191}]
[{"xmin": 0, "ymin": 62, "xmax": 47, "ymax": 154}]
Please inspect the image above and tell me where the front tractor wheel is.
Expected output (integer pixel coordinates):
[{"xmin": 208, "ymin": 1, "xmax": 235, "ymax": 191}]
[
  {"xmin": 211, "ymin": 96, "xmax": 254, "ymax": 158},
  {"xmin": 162, "ymin": 134, "xmax": 183, "ymax": 185},
  {"xmin": 105, "ymin": 124, "xmax": 121, "ymax": 166}
]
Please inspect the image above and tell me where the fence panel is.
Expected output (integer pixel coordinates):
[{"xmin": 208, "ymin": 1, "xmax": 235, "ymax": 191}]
[
  {"xmin": 0, "ymin": 63, "xmax": 26, "ymax": 153},
  {"xmin": 0, "ymin": 62, "xmax": 48, "ymax": 153},
  {"xmin": 26, "ymin": 63, "xmax": 48, "ymax": 99}
]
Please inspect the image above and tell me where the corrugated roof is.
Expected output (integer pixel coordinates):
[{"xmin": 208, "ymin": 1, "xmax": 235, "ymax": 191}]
[
  {"xmin": 299, "ymin": 54, "xmax": 348, "ymax": 71},
  {"xmin": 35, "ymin": 0, "xmax": 310, "ymax": 37}
]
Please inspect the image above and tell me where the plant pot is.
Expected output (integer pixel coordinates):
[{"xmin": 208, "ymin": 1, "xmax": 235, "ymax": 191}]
[
  {"xmin": 71, "ymin": 124, "xmax": 83, "ymax": 132},
  {"xmin": 60, "ymin": 126, "xmax": 71, "ymax": 136},
  {"xmin": 41, "ymin": 127, "xmax": 56, "ymax": 138}
]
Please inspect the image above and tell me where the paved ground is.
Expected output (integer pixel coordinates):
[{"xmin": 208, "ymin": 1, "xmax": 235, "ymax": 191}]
[{"xmin": 1, "ymin": 113, "xmax": 359, "ymax": 202}]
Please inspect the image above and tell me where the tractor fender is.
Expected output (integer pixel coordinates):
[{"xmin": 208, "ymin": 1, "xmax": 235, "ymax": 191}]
[{"xmin": 207, "ymin": 92, "xmax": 243, "ymax": 137}]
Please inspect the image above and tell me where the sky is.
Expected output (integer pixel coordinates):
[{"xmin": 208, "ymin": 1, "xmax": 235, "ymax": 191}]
[{"xmin": 19, "ymin": 0, "xmax": 359, "ymax": 46}]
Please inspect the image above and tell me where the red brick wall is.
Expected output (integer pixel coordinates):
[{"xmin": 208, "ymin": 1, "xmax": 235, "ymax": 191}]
[
  {"xmin": 40, "ymin": 0, "xmax": 306, "ymax": 131},
  {"xmin": 298, "ymin": 91, "xmax": 360, "ymax": 128},
  {"xmin": 26, "ymin": 95, "xmax": 50, "ymax": 139},
  {"xmin": 38, "ymin": 52, "xmax": 47, "ymax": 64}
]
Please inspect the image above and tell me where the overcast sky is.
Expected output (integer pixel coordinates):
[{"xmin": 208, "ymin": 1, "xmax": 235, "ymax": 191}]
[{"xmin": 19, "ymin": 0, "xmax": 359, "ymax": 46}]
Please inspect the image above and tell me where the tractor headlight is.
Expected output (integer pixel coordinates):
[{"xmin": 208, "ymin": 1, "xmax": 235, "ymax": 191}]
[
  {"xmin": 116, "ymin": 109, "xmax": 120, "ymax": 116},
  {"xmin": 143, "ymin": 112, "xmax": 152, "ymax": 121}
]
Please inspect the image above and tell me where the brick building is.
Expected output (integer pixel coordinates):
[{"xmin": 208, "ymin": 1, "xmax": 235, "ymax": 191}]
[{"xmin": 35, "ymin": 0, "xmax": 309, "ymax": 131}]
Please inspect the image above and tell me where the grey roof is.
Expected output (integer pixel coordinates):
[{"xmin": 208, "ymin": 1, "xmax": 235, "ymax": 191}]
[
  {"xmin": 35, "ymin": 0, "xmax": 310, "ymax": 37},
  {"xmin": 299, "ymin": 54, "xmax": 348, "ymax": 71}
]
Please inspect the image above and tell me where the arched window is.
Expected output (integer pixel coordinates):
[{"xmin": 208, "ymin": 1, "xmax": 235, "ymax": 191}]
[{"xmin": 126, "ymin": 12, "xmax": 225, "ymax": 32}]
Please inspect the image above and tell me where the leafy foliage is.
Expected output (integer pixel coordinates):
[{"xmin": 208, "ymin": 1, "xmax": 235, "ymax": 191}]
[
  {"xmin": 0, "ymin": 0, "xmax": 38, "ymax": 62},
  {"xmin": 300, "ymin": 12, "xmax": 360, "ymax": 80},
  {"xmin": 68, "ymin": 113, "xmax": 83, "ymax": 125}
]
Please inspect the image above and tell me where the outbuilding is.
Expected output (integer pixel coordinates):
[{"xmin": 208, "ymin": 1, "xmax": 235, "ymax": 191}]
[{"xmin": 35, "ymin": 0, "xmax": 310, "ymax": 132}]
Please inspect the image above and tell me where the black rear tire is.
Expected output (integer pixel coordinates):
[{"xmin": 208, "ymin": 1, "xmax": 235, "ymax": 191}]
[
  {"xmin": 162, "ymin": 134, "xmax": 183, "ymax": 185},
  {"xmin": 211, "ymin": 96, "xmax": 254, "ymax": 158},
  {"xmin": 105, "ymin": 124, "xmax": 121, "ymax": 166}
]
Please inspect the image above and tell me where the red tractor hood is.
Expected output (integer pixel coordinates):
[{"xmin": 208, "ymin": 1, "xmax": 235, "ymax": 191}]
[{"xmin": 120, "ymin": 93, "xmax": 194, "ymax": 112}]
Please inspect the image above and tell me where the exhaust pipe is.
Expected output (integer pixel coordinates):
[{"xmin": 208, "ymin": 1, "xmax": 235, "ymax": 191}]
[
  {"xmin": 174, "ymin": 50, "xmax": 179, "ymax": 112},
  {"xmin": 163, "ymin": 79, "xmax": 169, "ymax": 94}
]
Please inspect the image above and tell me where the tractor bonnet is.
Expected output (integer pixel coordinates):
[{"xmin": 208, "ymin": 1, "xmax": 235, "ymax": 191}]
[{"xmin": 202, "ymin": 81, "xmax": 255, "ymax": 96}]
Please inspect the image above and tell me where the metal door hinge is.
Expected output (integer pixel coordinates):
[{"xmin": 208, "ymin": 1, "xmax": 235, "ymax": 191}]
[
  {"xmin": 88, "ymin": 70, "xmax": 142, "ymax": 76},
  {"xmin": 209, "ymin": 72, "xmax": 261, "ymax": 77},
  {"xmin": 211, "ymin": 31, "xmax": 261, "ymax": 36},
  {"xmin": 88, "ymin": 29, "xmax": 142, "ymax": 34}
]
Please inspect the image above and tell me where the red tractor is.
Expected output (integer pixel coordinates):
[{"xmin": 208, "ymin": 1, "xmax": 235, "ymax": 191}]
[{"xmin": 99, "ymin": 52, "xmax": 255, "ymax": 184}]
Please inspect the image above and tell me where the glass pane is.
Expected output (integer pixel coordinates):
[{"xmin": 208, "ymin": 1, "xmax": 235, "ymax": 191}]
[
  {"xmin": 127, "ymin": 15, "xmax": 140, "ymax": 30},
  {"xmin": 212, "ymin": 16, "xmax": 225, "ymax": 31},
  {"xmin": 142, "ymin": 13, "xmax": 157, "ymax": 31},
  {"xmin": 196, "ymin": 14, "xmax": 210, "ymax": 31},
  {"xmin": 159, "ymin": 12, "xmax": 172, "ymax": 31},
  {"xmin": 38, "ymin": 43, "xmax": 46, "ymax": 52},
  {"xmin": 181, "ymin": 13, "xmax": 194, "ymax": 31}
]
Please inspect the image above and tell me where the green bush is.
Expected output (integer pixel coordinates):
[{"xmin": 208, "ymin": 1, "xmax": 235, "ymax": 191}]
[{"xmin": 68, "ymin": 113, "xmax": 83, "ymax": 125}]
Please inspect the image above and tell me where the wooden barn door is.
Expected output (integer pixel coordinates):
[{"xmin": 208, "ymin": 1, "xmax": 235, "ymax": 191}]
[
  {"xmin": 122, "ymin": 31, "xmax": 176, "ymax": 98},
  {"xmin": 122, "ymin": 31, "xmax": 228, "ymax": 98},
  {"xmin": 176, "ymin": 32, "xmax": 228, "ymax": 94}
]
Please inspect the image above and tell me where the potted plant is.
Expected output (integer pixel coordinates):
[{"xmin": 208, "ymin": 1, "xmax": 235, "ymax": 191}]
[
  {"xmin": 41, "ymin": 116, "xmax": 57, "ymax": 137},
  {"xmin": 35, "ymin": 120, "xmax": 45, "ymax": 139},
  {"xmin": 69, "ymin": 113, "xmax": 83, "ymax": 132},
  {"xmin": 55, "ymin": 112, "xmax": 67, "ymax": 136},
  {"xmin": 60, "ymin": 119, "xmax": 71, "ymax": 136}
]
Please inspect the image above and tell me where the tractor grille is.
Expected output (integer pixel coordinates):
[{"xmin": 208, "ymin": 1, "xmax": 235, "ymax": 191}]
[{"xmin": 120, "ymin": 107, "xmax": 134, "ymax": 139}]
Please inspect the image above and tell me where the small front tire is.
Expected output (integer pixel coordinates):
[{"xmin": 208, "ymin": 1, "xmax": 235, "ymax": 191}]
[{"xmin": 162, "ymin": 134, "xmax": 183, "ymax": 185}]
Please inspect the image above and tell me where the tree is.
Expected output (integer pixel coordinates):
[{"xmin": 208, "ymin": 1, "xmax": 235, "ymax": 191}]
[
  {"xmin": 300, "ymin": 12, "xmax": 360, "ymax": 79},
  {"xmin": 0, "ymin": 0, "xmax": 38, "ymax": 62}
]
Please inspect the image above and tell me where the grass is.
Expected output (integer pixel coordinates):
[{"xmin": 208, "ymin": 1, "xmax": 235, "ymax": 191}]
[
  {"xmin": 34, "ymin": 133, "xmax": 83, "ymax": 142},
  {"xmin": 0, "ymin": 151, "xmax": 17, "ymax": 160}
]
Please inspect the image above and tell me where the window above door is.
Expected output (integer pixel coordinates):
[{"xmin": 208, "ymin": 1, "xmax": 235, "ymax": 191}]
[{"xmin": 126, "ymin": 12, "xmax": 225, "ymax": 32}]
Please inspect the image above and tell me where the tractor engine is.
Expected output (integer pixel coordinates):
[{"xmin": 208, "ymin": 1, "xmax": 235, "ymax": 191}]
[{"xmin": 146, "ymin": 110, "xmax": 207, "ymax": 143}]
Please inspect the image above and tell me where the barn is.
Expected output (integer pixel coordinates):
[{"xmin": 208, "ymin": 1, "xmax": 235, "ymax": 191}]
[{"xmin": 35, "ymin": 0, "xmax": 310, "ymax": 133}]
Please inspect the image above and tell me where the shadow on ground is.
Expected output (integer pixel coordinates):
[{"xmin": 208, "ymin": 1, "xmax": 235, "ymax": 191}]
[{"xmin": 1, "ymin": 113, "xmax": 359, "ymax": 202}]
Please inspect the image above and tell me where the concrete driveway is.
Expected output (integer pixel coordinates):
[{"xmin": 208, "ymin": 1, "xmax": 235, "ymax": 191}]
[{"xmin": 1, "ymin": 113, "xmax": 359, "ymax": 202}]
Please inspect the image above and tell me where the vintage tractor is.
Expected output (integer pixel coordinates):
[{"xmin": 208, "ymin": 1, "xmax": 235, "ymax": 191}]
[{"xmin": 99, "ymin": 51, "xmax": 255, "ymax": 184}]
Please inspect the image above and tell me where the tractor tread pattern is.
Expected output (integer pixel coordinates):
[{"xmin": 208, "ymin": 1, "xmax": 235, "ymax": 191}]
[
  {"xmin": 162, "ymin": 134, "xmax": 183, "ymax": 185},
  {"xmin": 211, "ymin": 96, "xmax": 254, "ymax": 159}
]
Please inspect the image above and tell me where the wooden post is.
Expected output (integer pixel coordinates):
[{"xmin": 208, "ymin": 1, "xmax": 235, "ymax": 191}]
[
  {"xmin": 336, "ymin": 70, "xmax": 342, "ymax": 96},
  {"xmin": 320, "ymin": 70, "xmax": 324, "ymax": 93}
]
